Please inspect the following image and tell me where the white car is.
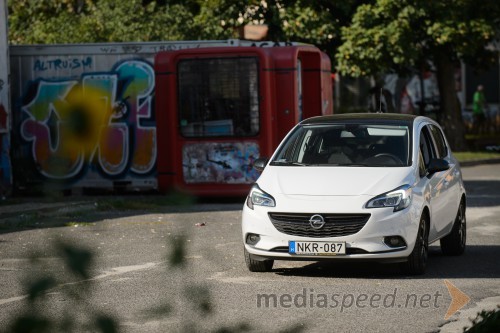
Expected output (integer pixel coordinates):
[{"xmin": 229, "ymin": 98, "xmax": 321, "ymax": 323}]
[{"xmin": 242, "ymin": 114, "xmax": 466, "ymax": 275}]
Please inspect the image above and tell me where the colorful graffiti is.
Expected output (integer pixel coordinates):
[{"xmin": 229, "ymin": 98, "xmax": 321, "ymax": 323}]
[
  {"xmin": 20, "ymin": 60, "xmax": 156, "ymax": 181},
  {"xmin": 183, "ymin": 142, "xmax": 260, "ymax": 184},
  {"xmin": 33, "ymin": 57, "xmax": 93, "ymax": 72}
]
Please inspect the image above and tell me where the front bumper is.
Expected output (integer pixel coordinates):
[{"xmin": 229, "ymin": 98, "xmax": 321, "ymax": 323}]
[{"xmin": 241, "ymin": 194, "xmax": 420, "ymax": 262}]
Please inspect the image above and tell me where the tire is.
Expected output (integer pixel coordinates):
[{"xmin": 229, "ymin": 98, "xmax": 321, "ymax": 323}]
[
  {"xmin": 440, "ymin": 201, "xmax": 466, "ymax": 255},
  {"xmin": 244, "ymin": 247, "xmax": 274, "ymax": 272},
  {"xmin": 401, "ymin": 216, "xmax": 429, "ymax": 275}
]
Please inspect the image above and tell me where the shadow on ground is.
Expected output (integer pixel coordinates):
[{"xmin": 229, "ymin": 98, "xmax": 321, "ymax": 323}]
[
  {"xmin": 273, "ymin": 245, "xmax": 500, "ymax": 279},
  {"xmin": 463, "ymin": 180, "xmax": 500, "ymax": 207},
  {"xmin": 0, "ymin": 194, "xmax": 246, "ymax": 235}
]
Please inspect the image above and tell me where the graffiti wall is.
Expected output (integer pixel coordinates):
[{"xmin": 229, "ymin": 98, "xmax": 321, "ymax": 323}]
[
  {"xmin": 20, "ymin": 59, "xmax": 156, "ymax": 180},
  {"xmin": 0, "ymin": 0, "xmax": 12, "ymax": 196},
  {"xmin": 9, "ymin": 42, "xmax": 192, "ymax": 191},
  {"xmin": 9, "ymin": 41, "xmax": 300, "ymax": 192},
  {"xmin": 183, "ymin": 142, "xmax": 260, "ymax": 184}
]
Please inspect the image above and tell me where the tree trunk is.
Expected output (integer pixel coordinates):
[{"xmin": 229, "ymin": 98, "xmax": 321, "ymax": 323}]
[
  {"xmin": 264, "ymin": 0, "xmax": 285, "ymax": 41},
  {"xmin": 434, "ymin": 48, "xmax": 467, "ymax": 151}
]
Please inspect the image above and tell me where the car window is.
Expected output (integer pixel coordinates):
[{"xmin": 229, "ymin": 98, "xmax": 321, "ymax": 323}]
[
  {"xmin": 428, "ymin": 125, "xmax": 448, "ymax": 158},
  {"xmin": 271, "ymin": 123, "xmax": 411, "ymax": 167},
  {"xmin": 418, "ymin": 150, "xmax": 426, "ymax": 177},
  {"xmin": 419, "ymin": 126, "xmax": 436, "ymax": 168}
]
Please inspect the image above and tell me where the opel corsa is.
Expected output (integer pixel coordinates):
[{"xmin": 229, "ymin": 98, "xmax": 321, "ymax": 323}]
[{"xmin": 242, "ymin": 114, "xmax": 466, "ymax": 275}]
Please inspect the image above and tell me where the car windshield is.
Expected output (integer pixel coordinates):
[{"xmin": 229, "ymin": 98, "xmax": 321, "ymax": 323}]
[{"xmin": 271, "ymin": 123, "xmax": 411, "ymax": 167}]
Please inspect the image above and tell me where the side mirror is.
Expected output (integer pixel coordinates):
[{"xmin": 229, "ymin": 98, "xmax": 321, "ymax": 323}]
[
  {"xmin": 253, "ymin": 158, "xmax": 269, "ymax": 172},
  {"xmin": 427, "ymin": 158, "xmax": 449, "ymax": 174}
]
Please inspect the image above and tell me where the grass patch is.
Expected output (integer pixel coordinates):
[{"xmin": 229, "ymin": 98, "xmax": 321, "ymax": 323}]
[
  {"xmin": 454, "ymin": 151, "xmax": 500, "ymax": 162},
  {"xmin": 465, "ymin": 133, "xmax": 500, "ymax": 141}
]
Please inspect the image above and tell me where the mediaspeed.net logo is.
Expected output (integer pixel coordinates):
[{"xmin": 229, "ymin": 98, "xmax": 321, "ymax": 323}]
[{"xmin": 256, "ymin": 279, "xmax": 470, "ymax": 320}]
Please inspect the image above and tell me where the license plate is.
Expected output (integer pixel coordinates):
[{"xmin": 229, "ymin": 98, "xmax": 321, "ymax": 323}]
[{"xmin": 289, "ymin": 241, "xmax": 346, "ymax": 256}]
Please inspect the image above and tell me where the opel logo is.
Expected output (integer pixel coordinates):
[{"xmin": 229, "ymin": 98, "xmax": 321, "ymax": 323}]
[{"xmin": 309, "ymin": 214, "xmax": 325, "ymax": 229}]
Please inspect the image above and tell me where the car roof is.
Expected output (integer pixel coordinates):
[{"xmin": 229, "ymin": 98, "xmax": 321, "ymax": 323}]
[{"xmin": 301, "ymin": 113, "xmax": 419, "ymax": 126}]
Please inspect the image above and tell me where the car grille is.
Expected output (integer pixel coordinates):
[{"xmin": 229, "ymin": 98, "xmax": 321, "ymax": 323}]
[{"xmin": 268, "ymin": 212, "xmax": 370, "ymax": 238}]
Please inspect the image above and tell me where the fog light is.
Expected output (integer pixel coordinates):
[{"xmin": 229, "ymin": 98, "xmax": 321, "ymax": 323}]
[
  {"xmin": 246, "ymin": 233, "xmax": 260, "ymax": 245},
  {"xmin": 384, "ymin": 236, "xmax": 407, "ymax": 248}
]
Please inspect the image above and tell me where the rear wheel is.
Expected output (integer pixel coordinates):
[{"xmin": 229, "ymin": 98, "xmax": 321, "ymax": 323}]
[
  {"xmin": 244, "ymin": 247, "xmax": 274, "ymax": 272},
  {"xmin": 401, "ymin": 216, "xmax": 428, "ymax": 275},
  {"xmin": 440, "ymin": 202, "xmax": 466, "ymax": 255}
]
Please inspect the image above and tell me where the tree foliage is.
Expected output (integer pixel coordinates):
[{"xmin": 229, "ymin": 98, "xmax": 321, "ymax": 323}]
[
  {"xmin": 7, "ymin": 0, "xmax": 199, "ymax": 43},
  {"xmin": 336, "ymin": 0, "xmax": 500, "ymax": 150},
  {"xmin": 6, "ymin": 0, "xmax": 369, "ymax": 74},
  {"xmin": 7, "ymin": 0, "xmax": 363, "ymax": 58},
  {"xmin": 191, "ymin": 0, "xmax": 366, "ymax": 59},
  {"xmin": 336, "ymin": 0, "xmax": 500, "ymax": 77},
  {"xmin": 7, "ymin": 0, "xmax": 500, "ymax": 150}
]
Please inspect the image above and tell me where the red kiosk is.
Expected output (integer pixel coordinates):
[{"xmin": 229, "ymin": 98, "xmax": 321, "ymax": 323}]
[{"xmin": 155, "ymin": 45, "xmax": 333, "ymax": 196}]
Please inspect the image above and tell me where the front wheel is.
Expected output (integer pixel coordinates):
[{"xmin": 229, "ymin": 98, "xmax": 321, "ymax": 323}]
[
  {"xmin": 440, "ymin": 202, "xmax": 466, "ymax": 255},
  {"xmin": 401, "ymin": 216, "xmax": 428, "ymax": 275},
  {"xmin": 244, "ymin": 247, "xmax": 274, "ymax": 272}
]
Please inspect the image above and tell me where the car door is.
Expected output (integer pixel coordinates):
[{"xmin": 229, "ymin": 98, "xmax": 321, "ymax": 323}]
[
  {"xmin": 417, "ymin": 124, "xmax": 449, "ymax": 242},
  {"xmin": 428, "ymin": 124, "xmax": 461, "ymax": 235}
]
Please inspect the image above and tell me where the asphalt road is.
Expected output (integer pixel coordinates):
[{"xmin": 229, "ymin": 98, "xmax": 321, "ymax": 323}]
[{"xmin": 0, "ymin": 164, "xmax": 499, "ymax": 333}]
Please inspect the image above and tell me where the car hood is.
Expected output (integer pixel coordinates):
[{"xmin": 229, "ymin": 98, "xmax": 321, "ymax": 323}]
[{"xmin": 257, "ymin": 166, "xmax": 413, "ymax": 196}]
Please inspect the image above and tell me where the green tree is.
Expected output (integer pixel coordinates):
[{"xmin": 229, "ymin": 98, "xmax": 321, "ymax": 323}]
[
  {"xmin": 336, "ymin": 0, "xmax": 500, "ymax": 150},
  {"xmin": 7, "ymin": 0, "xmax": 199, "ymax": 43},
  {"xmin": 193, "ymin": 0, "xmax": 366, "ymax": 58},
  {"xmin": 8, "ymin": 0, "xmax": 364, "ymax": 58},
  {"xmin": 84, "ymin": 0, "xmax": 198, "ymax": 42},
  {"xmin": 8, "ymin": 0, "xmax": 98, "ymax": 44}
]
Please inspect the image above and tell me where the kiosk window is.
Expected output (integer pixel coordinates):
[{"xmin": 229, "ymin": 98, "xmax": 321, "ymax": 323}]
[{"xmin": 178, "ymin": 57, "xmax": 260, "ymax": 137}]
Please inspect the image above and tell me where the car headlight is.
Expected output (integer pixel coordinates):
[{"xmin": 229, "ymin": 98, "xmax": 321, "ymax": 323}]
[
  {"xmin": 365, "ymin": 185, "xmax": 412, "ymax": 212},
  {"xmin": 246, "ymin": 184, "xmax": 276, "ymax": 210}
]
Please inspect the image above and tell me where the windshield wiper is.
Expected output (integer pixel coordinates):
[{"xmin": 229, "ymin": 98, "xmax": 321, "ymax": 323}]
[{"xmin": 271, "ymin": 160, "xmax": 309, "ymax": 166}]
